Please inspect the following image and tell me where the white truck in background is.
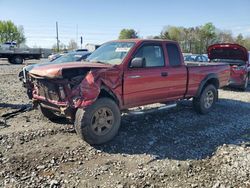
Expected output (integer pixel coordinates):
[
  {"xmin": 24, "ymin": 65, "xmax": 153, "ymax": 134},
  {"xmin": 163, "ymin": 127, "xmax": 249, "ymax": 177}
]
[{"xmin": 0, "ymin": 42, "xmax": 42, "ymax": 64}]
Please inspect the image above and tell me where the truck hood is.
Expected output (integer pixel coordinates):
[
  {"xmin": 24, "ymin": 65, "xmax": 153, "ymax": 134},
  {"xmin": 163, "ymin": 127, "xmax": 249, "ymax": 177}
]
[
  {"xmin": 207, "ymin": 43, "xmax": 248, "ymax": 61},
  {"xmin": 29, "ymin": 61, "xmax": 112, "ymax": 78}
]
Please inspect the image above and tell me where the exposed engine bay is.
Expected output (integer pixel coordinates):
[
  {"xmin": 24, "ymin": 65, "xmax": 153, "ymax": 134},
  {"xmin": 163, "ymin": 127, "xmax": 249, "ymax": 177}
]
[{"xmin": 27, "ymin": 67, "xmax": 95, "ymax": 118}]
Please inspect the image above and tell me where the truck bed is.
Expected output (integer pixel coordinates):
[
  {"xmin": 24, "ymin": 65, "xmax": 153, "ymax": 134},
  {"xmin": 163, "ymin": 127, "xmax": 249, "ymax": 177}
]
[
  {"xmin": 185, "ymin": 61, "xmax": 230, "ymax": 97},
  {"xmin": 0, "ymin": 48, "xmax": 41, "ymax": 55}
]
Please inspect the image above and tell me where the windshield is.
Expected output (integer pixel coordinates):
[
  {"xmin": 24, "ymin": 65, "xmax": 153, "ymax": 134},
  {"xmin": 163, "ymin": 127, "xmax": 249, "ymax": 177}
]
[
  {"xmin": 86, "ymin": 42, "xmax": 135, "ymax": 65},
  {"xmin": 52, "ymin": 52, "xmax": 83, "ymax": 63}
]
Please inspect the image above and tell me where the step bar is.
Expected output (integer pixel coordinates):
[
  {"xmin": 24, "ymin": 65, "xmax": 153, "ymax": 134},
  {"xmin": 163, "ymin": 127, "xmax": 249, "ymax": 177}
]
[{"xmin": 125, "ymin": 103, "xmax": 177, "ymax": 115}]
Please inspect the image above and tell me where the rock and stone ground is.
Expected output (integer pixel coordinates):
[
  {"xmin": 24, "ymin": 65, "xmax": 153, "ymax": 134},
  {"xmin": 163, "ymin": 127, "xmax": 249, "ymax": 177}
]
[{"xmin": 0, "ymin": 59, "xmax": 250, "ymax": 188}]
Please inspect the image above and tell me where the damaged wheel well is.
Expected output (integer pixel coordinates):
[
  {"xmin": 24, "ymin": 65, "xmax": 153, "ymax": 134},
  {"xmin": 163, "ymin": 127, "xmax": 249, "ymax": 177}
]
[{"xmin": 98, "ymin": 86, "xmax": 119, "ymax": 106}]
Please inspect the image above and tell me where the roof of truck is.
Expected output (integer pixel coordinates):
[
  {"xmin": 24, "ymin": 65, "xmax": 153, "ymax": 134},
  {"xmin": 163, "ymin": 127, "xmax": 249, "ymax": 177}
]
[{"xmin": 111, "ymin": 39, "xmax": 177, "ymax": 43}]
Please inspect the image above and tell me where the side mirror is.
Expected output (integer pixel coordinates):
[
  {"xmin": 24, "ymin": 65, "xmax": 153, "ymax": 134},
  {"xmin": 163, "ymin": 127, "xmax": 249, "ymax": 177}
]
[{"xmin": 130, "ymin": 57, "xmax": 145, "ymax": 68}]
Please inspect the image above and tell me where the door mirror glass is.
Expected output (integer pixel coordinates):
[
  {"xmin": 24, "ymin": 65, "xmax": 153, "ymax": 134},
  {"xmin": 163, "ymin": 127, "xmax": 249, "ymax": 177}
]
[{"xmin": 130, "ymin": 57, "xmax": 145, "ymax": 68}]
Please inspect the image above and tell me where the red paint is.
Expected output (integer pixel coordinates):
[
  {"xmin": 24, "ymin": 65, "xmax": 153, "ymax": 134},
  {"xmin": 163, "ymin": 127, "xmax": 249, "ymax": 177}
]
[
  {"xmin": 29, "ymin": 61, "xmax": 112, "ymax": 78},
  {"xmin": 208, "ymin": 43, "xmax": 249, "ymax": 87},
  {"xmin": 208, "ymin": 43, "xmax": 248, "ymax": 61},
  {"xmin": 30, "ymin": 39, "xmax": 230, "ymax": 113}
]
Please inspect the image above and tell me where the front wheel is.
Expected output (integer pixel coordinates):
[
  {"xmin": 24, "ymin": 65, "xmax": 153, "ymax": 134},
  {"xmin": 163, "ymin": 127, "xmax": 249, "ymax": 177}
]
[
  {"xmin": 39, "ymin": 105, "xmax": 60, "ymax": 120},
  {"xmin": 193, "ymin": 84, "xmax": 217, "ymax": 114},
  {"xmin": 74, "ymin": 98, "xmax": 121, "ymax": 145},
  {"xmin": 8, "ymin": 58, "xmax": 13, "ymax": 64}
]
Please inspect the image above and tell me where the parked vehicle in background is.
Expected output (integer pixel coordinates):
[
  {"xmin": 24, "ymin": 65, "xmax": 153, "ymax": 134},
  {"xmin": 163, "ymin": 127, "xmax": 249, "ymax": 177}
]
[
  {"xmin": 75, "ymin": 49, "xmax": 88, "ymax": 52},
  {"xmin": 48, "ymin": 53, "xmax": 63, "ymax": 61},
  {"xmin": 19, "ymin": 51, "xmax": 91, "ymax": 88},
  {"xmin": 208, "ymin": 43, "xmax": 250, "ymax": 91},
  {"xmin": 0, "ymin": 42, "xmax": 17, "ymax": 50},
  {"xmin": 25, "ymin": 39, "xmax": 230, "ymax": 145},
  {"xmin": 184, "ymin": 54, "xmax": 209, "ymax": 62},
  {"xmin": 0, "ymin": 43, "xmax": 42, "ymax": 64}
]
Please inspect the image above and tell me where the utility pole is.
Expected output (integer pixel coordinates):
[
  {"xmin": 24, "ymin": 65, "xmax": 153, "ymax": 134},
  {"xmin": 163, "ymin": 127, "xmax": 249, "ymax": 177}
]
[
  {"xmin": 81, "ymin": 36, "xmax": 83, "ymax": 49},
  {"xmin": 76, "ymin": 24, "xmax": 78, "ymax": 48},
  {"xmin": 56, "ymin": 22, "xmax": 59, "ymax": 52}
]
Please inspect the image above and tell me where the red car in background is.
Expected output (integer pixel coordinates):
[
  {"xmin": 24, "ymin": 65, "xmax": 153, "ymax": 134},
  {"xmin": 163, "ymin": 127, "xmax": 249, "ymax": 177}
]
[{"xmin": 208, "ymin": 43, "xmax": 250, "ymax": 91}]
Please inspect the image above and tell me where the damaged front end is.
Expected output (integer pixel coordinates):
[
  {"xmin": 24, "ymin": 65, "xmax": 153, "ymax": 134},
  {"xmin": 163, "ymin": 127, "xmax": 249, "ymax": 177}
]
[{"xmin": 27, "ymin": 62, "xmax": 112, "ymax": 120}]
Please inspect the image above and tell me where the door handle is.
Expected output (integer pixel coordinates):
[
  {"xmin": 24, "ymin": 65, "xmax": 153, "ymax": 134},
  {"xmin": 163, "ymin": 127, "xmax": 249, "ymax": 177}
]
[
  {"xmin": 161, "ymin": 72, "xmax": 168, "ymax": 77},
  {"xmin": 128, "ymin": 75, "xmax": 141, "ymax": 79}
]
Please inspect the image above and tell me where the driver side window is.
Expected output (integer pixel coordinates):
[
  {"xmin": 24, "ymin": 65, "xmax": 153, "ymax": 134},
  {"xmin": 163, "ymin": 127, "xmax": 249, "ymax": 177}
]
[{"xmin": 134, "ymin": 44, "xmax": 165, "ymax": 67}]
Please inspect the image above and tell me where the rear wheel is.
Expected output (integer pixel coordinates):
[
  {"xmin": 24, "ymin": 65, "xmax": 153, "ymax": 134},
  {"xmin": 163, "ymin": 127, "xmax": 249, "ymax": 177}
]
[
  {"xmin": 74, "ymin": 98, "xmax": 121, "ymax": 145},
  {"xmin": 193, "ymin": 84, "xmax": 217, "ymax": 114},
  {"xmin": 10, "ymin": 56, "xmax": 24, "ymax": 64}
]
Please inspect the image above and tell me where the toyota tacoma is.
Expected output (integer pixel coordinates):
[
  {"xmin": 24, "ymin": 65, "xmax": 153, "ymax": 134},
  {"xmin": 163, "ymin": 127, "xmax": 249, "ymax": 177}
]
[{"xmin": 24, "ymin": 39, "xmax": 230, "ymax": 144}]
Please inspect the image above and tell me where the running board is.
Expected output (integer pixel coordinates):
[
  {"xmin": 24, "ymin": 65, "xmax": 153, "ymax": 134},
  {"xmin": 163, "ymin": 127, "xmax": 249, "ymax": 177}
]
[{"xmin": 125, "ymin": 103, "xmax": 177, "ymax": 115}]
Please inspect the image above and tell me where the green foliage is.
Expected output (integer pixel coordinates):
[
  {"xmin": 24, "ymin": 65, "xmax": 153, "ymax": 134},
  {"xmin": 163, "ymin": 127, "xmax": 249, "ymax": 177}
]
[
  {"xmin": 236, "ymin": 34, "xmax": 244, "ymax": 45},
  {"xmin": 243, "ymin": 37, "xmax": 250, "ymax": 50},
  {"xmin": 216, "ymin": 30, "xmax": 234, "ymax": 43},
  {"xmin": 158, "ymin": 23, "xmax": 250, "ymax": 53},
  {"xmin": 118, "ymin": 29, "xmax": 138, "ymax": 39},
  {"xmin": 0, "ymin": 20, "xmax": 26, "ymax": 45}
]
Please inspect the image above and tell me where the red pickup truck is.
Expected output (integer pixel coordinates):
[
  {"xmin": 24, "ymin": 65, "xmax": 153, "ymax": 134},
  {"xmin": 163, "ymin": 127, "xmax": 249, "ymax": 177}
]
[
  {"xmin": 208, "ymin": 43, "xmax": 250, "ymax": 91},
  {"xmin": 26, "ymin": 39, "xmax": 230, "ymax": 144}
]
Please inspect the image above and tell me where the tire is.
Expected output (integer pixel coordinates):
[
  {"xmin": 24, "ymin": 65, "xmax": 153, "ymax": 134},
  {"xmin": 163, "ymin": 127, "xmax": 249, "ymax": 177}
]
[
  {"xmin": 74, "ymin": 98, "xmax": 121, "ymax": 145},
  {"xmin": 193, "ymin": 84, "xmax": 217, "ymax": 114},
  {"xmin": 39, "ymin": 105, "xmax": 60, "ymax": 120},
  {"xmin": 239, "ymin": 76, "xmax": 248, "ymax": 91},
  {"xmin": 8, "ymin": 58, "xmax": 13, "ymax": 64},
  {"xmin": 11, "ymin": 56, "xmax": 24, "ymax": 64}
]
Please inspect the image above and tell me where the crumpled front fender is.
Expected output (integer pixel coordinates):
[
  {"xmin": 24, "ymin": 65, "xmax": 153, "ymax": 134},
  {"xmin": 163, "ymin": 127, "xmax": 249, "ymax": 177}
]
[{"xmin": 73, "ymin": 68, "xmax": 122, "ymax": 108}]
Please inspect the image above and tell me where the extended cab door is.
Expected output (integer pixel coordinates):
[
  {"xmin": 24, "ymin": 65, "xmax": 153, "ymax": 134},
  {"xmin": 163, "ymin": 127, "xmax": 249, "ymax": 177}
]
[
  {"xmin": 123, "ymin": 42, "xmax": 187, "ymax": 107},
  {"xmin": 164, "ymin": 42, "xmax": 187, "ymax": 99}
]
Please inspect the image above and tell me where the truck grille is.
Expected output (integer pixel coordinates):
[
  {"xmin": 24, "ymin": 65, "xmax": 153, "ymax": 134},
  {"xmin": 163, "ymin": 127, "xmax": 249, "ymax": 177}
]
[{"xmin": 36, "ymin": 80, "xmax": 60, "ymax": 101}]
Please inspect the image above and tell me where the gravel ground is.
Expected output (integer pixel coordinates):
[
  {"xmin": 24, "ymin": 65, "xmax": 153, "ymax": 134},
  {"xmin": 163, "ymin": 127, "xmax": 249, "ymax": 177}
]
[{"xmin": 0, "ymin": 59, "xmax": 250, "ymax": 188}]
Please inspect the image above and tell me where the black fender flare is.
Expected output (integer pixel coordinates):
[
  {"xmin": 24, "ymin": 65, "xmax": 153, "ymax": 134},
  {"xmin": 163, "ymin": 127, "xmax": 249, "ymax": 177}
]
[
  {"xmin": 195, "ymin": 73, "xmax": 219, "ymax": 98},
  {"xmin": 99, "ymin": 85, "xmax": 120, "ymax": 106}
]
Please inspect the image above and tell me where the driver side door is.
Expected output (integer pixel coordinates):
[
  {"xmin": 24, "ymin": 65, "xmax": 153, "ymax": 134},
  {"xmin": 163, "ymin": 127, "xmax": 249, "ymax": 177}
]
[{"xmin": 123, "ymin": 43, "xmax": 169, "ymax": 107}]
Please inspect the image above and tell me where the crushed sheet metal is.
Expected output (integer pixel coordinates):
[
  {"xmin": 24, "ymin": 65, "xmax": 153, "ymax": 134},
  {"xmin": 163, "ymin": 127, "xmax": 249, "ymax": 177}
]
[{"xmin": 76, "ymin": 68, "xmax": 123, "ymax": 108}]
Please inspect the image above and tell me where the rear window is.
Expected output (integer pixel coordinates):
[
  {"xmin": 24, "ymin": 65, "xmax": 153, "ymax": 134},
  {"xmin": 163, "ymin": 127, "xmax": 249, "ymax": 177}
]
[{"xmin": 166, "ymin": 43, "xmax": 181, "ymax": 66}]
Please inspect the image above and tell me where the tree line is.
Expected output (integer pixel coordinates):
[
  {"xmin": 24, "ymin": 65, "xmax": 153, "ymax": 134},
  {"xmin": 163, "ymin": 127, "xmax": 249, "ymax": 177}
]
[
  {"xmin": 119, "ymin": 23, "xmax": 250, "ymax": 54},
  {"xmin": 1, "ymin": 20, "xmax": 250, "ymax": 53}
]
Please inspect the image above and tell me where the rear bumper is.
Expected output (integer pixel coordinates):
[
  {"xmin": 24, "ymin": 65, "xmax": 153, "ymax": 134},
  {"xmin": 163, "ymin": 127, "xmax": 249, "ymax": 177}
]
[
  {"xmin": 228, "ymin": 79, "xmax": 244, "ymax": 87},
  {"xmin": 228, "ymin": 72, "xmax": 247, "ymax": 87}
]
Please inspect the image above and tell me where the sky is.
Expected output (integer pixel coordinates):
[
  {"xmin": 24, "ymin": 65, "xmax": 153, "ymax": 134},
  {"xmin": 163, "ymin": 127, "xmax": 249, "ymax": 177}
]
[{"xmin": 0, "ymin": 0, "xmax": 250, "ymax": 48}]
